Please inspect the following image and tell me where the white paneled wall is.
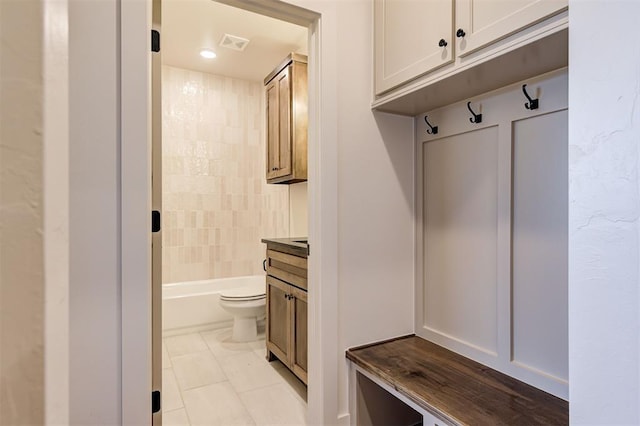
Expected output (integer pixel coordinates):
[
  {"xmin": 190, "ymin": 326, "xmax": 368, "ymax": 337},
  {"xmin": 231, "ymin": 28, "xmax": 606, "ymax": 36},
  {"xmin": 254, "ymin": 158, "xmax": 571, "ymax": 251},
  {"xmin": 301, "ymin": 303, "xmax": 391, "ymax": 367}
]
[
  {"xmin": 512, "ymin": 110, "xmax": 568, "ymax": 381},
  {"xmin": 423, "ymin": 126, "xmax": 499, "ymax": 355},
  {"xmin": 416, "ymin": 70, "xmax": 568, "ymax": 398}
]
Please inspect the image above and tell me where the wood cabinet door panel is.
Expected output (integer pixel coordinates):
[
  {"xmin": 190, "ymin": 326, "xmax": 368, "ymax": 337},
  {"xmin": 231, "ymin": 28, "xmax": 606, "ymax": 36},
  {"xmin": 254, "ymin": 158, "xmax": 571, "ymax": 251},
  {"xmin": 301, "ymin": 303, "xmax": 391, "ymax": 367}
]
[
  {"xmin": 291, "ymin": 287, "xmax": 308, "ymax": 384},
  {"xmin": 266, "ymin": 80, "xmax": 279, "ymax": 180},
  {"xmin": 374, "ymin": 0, "xmax": 454, "ymax": 95},
  {"xmin": 276, "ymin": 67, "xmax": 292, "ymax": 178},
  {"xmin": 456, "ymin": 0, "xmax": 567, "ymax": 56},
  {"xmin": 266, "ymin": 276, "xmax": 290, "ymax": 362}
]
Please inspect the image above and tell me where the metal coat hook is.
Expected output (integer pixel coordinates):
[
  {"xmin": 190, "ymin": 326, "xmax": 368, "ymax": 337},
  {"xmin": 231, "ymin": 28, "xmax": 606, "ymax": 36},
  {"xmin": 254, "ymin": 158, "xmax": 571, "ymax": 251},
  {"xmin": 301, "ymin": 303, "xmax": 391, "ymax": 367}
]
[
  {"xmin": 467, "ymin": 102, "xmax": 482, "ymax": 124},
  {"xmin": 522, "ymin": 84, "xmax": 539, "ymax": 110},
  {"xmin": 424, "ymin": 116, "xmax": 438, "ymax": 135}
]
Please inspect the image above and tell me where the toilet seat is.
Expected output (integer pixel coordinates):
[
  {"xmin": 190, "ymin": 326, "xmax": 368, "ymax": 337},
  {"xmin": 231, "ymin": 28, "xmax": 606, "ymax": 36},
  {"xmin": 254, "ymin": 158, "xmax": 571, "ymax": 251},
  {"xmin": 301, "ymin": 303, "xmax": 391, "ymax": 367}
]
[{"xmin": 219, "ymin": 284, "xmax": 266, "ymax": 302}]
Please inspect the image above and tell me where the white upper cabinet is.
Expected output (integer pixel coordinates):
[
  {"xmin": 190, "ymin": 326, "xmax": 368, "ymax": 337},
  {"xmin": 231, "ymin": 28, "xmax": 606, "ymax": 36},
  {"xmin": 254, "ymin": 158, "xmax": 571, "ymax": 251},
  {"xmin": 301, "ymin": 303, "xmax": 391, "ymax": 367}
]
[
  {"xmin": 373, "ymin": 0, "xmax": 568, "ymax": 107},
  {"xmin": 374, "ymin": 0, "xmax": 454, "ymax": 95},
  {"xmin": 456, "ymin": 0, "xmax": 568, "ymax": 56}
]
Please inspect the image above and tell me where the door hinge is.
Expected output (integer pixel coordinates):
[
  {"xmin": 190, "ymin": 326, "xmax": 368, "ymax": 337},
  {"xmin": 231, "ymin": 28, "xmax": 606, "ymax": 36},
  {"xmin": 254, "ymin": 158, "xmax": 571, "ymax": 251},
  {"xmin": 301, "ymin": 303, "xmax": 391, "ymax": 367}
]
[
  {"xmin": 151, "ymin": 30, "xmax": 160, "ymax": 52},
  {"xmin": 152, "ymin": 210, "xmax": 161, "ymax": 233},
  {"xmin": 152, "ymin": 390, "xmax": 161, "ymax": 413}
]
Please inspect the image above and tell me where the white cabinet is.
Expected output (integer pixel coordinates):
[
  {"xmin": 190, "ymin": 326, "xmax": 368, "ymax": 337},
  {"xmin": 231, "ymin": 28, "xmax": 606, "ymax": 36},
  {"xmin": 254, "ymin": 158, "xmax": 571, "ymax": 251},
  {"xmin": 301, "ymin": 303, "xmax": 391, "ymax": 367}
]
[
  {"xmin": 456, "ymin": 0, "xmax": 568, "ymax": 56},
  {"xmin": 374, "ymin": 0, "xmax": 454, "ymax": 94},
  {"xmin": 374, "ymin": 0, "xmax": 567, "ymax": 98}
]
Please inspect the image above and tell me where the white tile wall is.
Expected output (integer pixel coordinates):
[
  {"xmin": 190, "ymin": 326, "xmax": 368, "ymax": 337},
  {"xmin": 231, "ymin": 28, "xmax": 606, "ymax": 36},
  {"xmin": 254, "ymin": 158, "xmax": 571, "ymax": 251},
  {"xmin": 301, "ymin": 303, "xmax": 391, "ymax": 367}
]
[{"xmin": 162, "ymin": 66, "xmax": 290, "ymax": 283}]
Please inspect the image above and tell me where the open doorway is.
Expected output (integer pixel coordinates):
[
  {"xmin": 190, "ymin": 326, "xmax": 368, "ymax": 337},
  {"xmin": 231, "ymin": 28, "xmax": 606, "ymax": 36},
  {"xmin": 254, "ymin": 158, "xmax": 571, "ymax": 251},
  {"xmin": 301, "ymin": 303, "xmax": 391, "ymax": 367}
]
[{"xmin": 153, "ymin": 1, "xmax": 316, "ymax": 424}]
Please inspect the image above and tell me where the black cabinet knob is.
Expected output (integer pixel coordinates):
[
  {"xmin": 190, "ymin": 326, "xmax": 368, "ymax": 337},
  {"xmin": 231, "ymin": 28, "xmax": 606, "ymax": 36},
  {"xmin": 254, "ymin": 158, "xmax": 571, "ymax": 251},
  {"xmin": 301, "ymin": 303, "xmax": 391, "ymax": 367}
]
[
  {"xmin": 438, "ymin": 38, "xmax": 448, "ymax": 47},
  {"xmin": 456, "ymin": 28, "xmax": 466, "ymax": 38}
]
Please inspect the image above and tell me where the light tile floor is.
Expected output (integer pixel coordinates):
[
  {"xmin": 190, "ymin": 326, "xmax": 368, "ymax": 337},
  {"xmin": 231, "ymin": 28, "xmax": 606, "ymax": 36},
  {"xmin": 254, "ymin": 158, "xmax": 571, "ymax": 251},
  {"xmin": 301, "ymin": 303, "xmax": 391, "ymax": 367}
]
[{"xmin": 163, "ymin": 327, "xmax": 307, "ymax": 426}]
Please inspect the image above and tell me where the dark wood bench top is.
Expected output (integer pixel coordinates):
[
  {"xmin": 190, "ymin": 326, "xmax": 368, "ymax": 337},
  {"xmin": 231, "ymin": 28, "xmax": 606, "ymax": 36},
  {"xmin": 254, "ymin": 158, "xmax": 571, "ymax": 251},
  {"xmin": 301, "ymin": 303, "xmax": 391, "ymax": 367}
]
[{"xmin": 346, "ymin": 335, "xmax": 568, "ymax": 426}]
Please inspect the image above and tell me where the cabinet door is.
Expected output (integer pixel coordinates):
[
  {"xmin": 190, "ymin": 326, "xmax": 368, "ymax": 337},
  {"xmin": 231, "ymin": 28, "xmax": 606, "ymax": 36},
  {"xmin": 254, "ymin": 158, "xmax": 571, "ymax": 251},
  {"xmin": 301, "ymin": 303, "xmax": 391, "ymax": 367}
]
[
  {"xmin": 265, "ymin": 66, "xmax": 292, "ymax": 181},
  {"xmin": 266, "ymin": 276, "xmax": 290, "ymax": 363},
  {"xmin": 374, "ymin": 0, "xmax": 454, "ymax": 95},
  {"xmin": 456, "ymin": 0, "xmax": 567, "ymax": 56},
  {"xmin": 276, "ymin": 66, "xmax": 292, "ymax": 179},
  {"xmin": 265, "ymin": 78, "xmax": 280, "ymax": 180},
  {"xmin": 290, "ymin": 286, "xmax": 308, "ymax": 384}
]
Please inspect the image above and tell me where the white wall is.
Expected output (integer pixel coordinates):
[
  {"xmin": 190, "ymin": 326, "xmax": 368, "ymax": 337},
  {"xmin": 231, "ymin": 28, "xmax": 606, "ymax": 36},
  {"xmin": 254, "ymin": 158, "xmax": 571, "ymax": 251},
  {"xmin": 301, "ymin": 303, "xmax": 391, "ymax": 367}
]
[
  {"xmin": 0, "ymin": 1, "xmax": 45, "ymax": 424},
  {"xmin": 285, "ymin": 0, "xmax": 416, "ymax": 422},
  {"xmin": 569, "ymin": 1, "xmax": 640, "ymax": 423}
]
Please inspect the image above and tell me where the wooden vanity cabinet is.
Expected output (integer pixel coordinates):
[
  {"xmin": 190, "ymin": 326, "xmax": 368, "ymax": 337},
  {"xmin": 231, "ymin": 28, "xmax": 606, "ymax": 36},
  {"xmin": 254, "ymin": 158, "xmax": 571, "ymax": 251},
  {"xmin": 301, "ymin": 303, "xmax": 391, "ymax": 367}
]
[
  {"xmin": 265, "ymin": 248, "xmax": 308, "ymax": 384},
  {"xmin": 264, "ymin": 53, "xmax": 308, "ymax": 184}
]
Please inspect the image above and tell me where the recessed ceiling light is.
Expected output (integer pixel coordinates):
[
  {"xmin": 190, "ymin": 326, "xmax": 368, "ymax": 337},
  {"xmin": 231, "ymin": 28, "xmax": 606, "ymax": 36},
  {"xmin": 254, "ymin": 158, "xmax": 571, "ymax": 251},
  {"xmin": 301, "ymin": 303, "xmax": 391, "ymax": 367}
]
[{"xmin": 200, "ymin": 49, "xmax": 217, "ymax": 59}]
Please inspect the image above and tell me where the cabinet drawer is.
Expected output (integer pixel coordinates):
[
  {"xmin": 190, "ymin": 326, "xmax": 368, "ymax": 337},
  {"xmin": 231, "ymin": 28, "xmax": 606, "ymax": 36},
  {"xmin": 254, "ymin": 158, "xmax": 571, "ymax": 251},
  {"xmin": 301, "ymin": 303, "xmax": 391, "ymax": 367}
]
[{"xmin": 266, "ymin": 249, "xmax": 307, "ymax": 290}]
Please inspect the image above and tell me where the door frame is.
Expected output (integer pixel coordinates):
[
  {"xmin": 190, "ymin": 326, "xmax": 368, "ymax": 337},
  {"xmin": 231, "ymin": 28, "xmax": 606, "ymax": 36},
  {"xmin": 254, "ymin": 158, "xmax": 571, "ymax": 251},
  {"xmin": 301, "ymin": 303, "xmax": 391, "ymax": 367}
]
[{"xmin": 120, "ymin": 0, "xmax": 340, "ymax": 424}]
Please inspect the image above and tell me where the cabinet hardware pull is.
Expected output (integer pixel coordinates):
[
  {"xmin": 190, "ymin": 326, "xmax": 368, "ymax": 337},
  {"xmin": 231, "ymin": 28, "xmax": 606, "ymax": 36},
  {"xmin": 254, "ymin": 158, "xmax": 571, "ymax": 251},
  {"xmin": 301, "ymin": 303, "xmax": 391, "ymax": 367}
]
[
  {"xmin": 456, "ymin": 28, "xmax": 466, "ymax": 38},
  {"xmin": 424, "ymin": 116, "xmax": 438, "ymax": 135},
  {"xmin": 522, "ymin": 84, "xmax": 539, "ymax": 110},
  {"xmin": 263, "ymin": 259, "xmax": 267, "ymax": 272},
  {"xmin": 438, "ymin": 38, "xmax": 448, "ymax": 47},
  {"xmin": 467, "ymin": 101, "xmax": 483, "ymax": 124}
]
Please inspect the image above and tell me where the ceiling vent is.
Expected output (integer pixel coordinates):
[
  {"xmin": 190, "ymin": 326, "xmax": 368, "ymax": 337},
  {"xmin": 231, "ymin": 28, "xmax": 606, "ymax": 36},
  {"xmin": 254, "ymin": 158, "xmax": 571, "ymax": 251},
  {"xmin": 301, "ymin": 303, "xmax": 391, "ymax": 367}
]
[{"xmin": 219, "ymin": 34, "xmax": 250, "ymax": 51}]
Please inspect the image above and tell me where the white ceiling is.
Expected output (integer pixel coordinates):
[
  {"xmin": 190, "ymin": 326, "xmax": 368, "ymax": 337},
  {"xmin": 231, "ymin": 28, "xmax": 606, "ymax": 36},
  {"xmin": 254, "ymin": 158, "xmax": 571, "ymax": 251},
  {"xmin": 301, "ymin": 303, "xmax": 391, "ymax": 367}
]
[{"xmin": 162, "ymin": 0, "xmax": 308, "ymax": 82}]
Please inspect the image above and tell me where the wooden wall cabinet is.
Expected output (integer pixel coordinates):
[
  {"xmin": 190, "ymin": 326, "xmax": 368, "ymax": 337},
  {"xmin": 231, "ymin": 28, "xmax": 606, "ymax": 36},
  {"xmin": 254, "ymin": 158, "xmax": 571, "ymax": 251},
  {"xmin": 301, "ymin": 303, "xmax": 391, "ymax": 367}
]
[
  {"xmin": 265, "ymin": 247, "xmax": 308, "ymax": 384},
  {"xmin": 374, "ymin": 0, "xmax": 568, "ymax": 114},
  {"xmin": 264, "ymin": 53, "xmax": 308, "ymax": 184}
]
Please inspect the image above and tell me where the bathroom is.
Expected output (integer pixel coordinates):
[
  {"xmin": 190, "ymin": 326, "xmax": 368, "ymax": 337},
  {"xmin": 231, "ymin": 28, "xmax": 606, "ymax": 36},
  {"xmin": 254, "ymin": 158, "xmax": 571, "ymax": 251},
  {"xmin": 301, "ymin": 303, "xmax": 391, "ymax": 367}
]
[{"xmin": 159, "ymin": 1, "xmax": 309, "ymax": 424}]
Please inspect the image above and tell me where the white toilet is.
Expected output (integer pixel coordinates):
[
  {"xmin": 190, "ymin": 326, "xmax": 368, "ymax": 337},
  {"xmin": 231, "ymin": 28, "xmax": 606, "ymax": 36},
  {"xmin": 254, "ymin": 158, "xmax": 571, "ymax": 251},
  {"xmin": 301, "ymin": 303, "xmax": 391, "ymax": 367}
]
[{"xmin": 219, "ymin": 282, "xmax": 266, "ymax": 342}]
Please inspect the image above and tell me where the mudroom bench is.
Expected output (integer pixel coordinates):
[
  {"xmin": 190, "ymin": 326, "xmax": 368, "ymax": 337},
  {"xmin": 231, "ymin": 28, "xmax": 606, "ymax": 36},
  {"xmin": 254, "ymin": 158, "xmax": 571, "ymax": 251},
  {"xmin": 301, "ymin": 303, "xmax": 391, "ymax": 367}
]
[{"xmin": 346, "ymin": 335, "xmax": 568, "ymax": 426}]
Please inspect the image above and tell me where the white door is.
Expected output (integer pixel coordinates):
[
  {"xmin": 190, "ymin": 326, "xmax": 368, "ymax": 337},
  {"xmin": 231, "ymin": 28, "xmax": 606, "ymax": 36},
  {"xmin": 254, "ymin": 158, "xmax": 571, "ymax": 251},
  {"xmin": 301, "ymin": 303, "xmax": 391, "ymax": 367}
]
[
  {"xmin": 374, "ymin": 0, "xmax": 454, "ymax": 95},
  {"xmin": 455, "ymin": 0, "xmax": 567, "ymax": 56},
  {"xmin": 151, "ymin": 0, "xmax": 163, "ymax": 424}
]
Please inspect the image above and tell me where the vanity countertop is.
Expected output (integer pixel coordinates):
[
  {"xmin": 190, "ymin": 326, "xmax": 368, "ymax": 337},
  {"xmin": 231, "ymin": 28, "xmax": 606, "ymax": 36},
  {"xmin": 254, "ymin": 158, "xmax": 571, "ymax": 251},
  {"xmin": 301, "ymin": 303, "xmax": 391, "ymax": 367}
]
[{"xmin": 261, "ymin": 237, "xmax": 308, "ymax": 258}]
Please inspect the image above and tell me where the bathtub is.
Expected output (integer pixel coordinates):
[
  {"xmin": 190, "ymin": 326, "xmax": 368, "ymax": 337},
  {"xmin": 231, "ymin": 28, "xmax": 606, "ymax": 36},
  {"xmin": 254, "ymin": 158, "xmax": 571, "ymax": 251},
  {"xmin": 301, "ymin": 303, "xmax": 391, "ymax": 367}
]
[{"xmin": 162, "ymin": 275, "xmax": 265, "ymax": 336}]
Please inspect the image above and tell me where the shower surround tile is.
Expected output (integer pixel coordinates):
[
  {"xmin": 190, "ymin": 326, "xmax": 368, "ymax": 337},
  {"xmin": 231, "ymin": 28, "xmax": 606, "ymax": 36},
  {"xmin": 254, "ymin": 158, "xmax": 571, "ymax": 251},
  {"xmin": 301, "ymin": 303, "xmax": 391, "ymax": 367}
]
[{"xmin": 162, "ymin": 66, "xmax": 289, "ymax": 284}]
